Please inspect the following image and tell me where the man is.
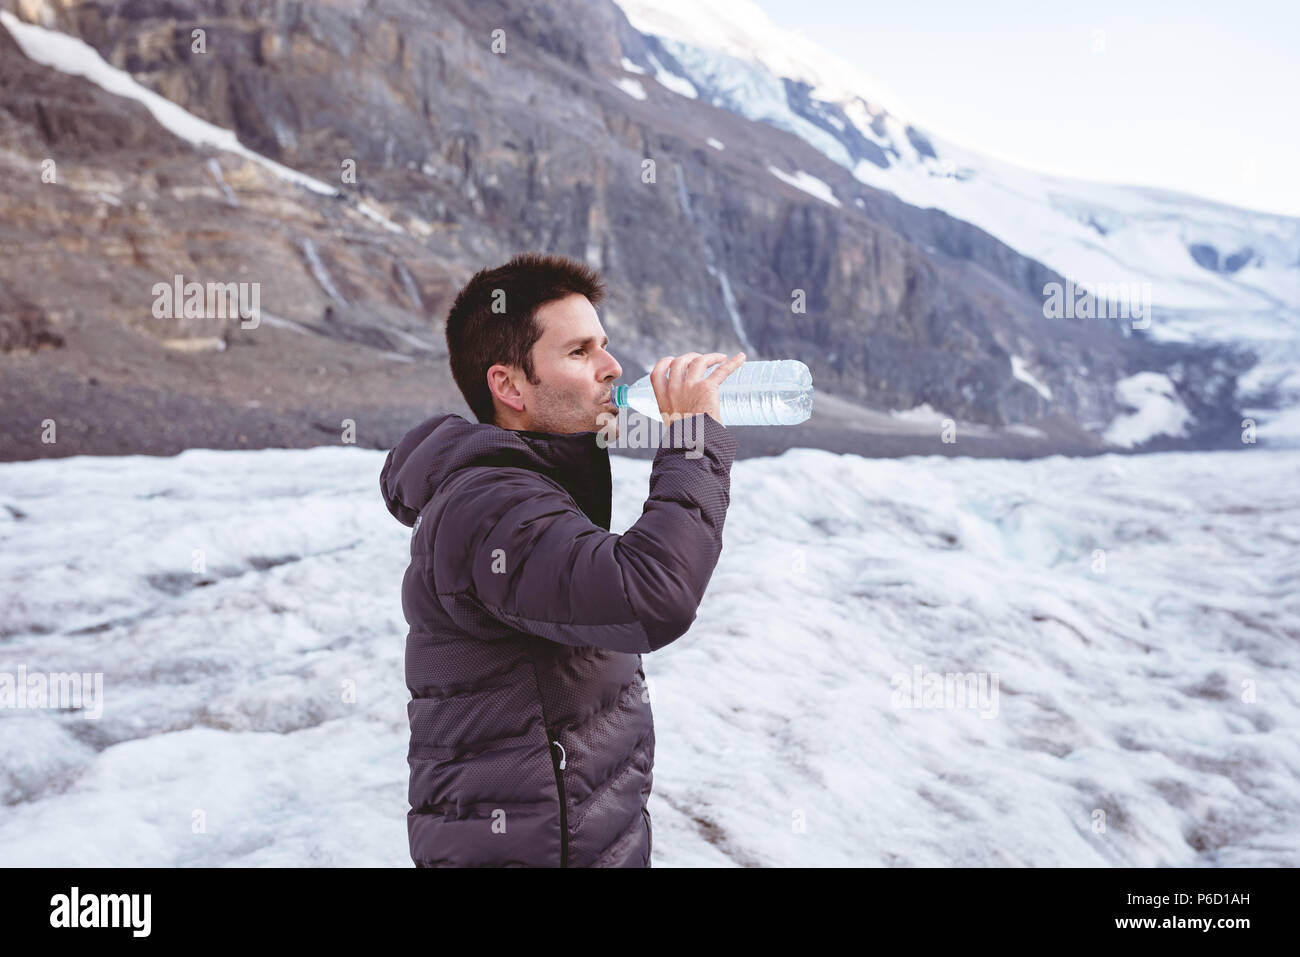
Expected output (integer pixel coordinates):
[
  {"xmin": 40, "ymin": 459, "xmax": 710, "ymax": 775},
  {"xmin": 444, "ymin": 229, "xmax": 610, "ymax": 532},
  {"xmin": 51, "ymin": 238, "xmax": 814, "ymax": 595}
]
[{"xmin": 379, "ymin": 251, "xmax": 745, "ymax": 867}]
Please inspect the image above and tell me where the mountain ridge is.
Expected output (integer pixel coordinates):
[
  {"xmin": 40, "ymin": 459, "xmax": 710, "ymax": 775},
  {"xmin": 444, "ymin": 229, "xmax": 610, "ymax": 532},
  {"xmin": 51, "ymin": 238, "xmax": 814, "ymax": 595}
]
[{"xmin": 0, "ymin": 0, "xmax": 1260, "ymax": 460}]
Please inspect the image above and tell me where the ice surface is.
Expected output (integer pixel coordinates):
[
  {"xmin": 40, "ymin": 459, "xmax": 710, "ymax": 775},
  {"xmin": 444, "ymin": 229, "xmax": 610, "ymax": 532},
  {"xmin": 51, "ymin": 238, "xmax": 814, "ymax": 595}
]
[{"xmin": 1, "ymin": 444, "xmax": 1296, "ymax": 866}]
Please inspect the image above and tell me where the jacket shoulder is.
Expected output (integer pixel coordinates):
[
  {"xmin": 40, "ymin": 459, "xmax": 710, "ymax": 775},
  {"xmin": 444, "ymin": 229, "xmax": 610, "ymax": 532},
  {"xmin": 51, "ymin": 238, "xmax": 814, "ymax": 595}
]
[{"xmin": 437, "ymin": 464, "xmax": 569, "ymax": 506}]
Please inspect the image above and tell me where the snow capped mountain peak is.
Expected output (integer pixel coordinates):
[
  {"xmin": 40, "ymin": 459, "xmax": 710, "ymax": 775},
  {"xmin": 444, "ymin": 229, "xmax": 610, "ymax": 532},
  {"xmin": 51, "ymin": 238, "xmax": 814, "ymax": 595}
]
[
  {"xmin": 615, "ymin": 0, "xmax": 909, "ymax": 118},
  {"xmin": 612, "ymin": 0, "xmax": 1300, "ymax": 442}
]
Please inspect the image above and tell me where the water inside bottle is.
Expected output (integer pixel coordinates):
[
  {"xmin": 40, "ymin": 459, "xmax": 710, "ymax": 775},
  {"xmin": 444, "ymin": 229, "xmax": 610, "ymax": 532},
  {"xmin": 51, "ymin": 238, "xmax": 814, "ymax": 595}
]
[{"xmin": 616, "ymin": 358, "xmax": 813, "ymax": 426}]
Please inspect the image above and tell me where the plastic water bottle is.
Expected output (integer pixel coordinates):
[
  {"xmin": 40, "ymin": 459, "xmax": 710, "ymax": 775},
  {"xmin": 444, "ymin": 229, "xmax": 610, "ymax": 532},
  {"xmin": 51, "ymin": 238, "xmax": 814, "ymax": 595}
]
[{"xmin": 611, "ymin": 359, "xmax": 813, "ymax": 426}]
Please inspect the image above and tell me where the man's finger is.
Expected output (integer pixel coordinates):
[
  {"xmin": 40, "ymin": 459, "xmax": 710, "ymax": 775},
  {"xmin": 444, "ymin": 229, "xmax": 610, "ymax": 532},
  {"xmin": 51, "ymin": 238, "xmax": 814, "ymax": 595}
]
[
  {"xmin": 650, "ymin": 355, "xmax": 674, "ymax": 383},
  {"xmin": 706, "ymin": 352, "xmax": 747, "ymax": 382},
  {"xmin": 669, "ymin": 353, "xmax": 699, "ymax": 382},
  {"xmin": 687, "ymin": 353, "xmax": 727, "ymax": 379}
]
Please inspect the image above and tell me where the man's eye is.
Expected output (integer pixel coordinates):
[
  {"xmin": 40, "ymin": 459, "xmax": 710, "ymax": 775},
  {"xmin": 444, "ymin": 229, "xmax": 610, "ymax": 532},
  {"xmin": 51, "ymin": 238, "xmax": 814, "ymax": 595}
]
[{"xmin": 571, "ymin": 348, "xmax": 585, "ymax": 356}]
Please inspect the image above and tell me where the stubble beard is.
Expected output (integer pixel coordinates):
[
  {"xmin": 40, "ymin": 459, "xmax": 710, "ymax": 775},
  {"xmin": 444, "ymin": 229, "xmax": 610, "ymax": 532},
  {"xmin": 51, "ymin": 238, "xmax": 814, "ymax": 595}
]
[{"xmin": 529, "ymin": 381, "xmax": 608, "ymax": 435}]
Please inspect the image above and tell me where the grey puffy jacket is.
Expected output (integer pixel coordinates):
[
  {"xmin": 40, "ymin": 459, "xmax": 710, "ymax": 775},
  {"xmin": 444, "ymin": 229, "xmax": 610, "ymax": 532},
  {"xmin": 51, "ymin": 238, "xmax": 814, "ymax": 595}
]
[{"xmin": 379, "ymin": 411, "xmax": 738, "ymax": 866}]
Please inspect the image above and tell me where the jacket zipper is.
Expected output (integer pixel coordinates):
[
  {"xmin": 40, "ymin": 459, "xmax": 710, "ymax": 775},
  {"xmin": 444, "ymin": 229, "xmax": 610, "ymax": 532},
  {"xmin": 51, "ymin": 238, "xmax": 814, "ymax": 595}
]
[{"xmin": 549, "ymin": 732, "xmax": 568, "ymax": 868}]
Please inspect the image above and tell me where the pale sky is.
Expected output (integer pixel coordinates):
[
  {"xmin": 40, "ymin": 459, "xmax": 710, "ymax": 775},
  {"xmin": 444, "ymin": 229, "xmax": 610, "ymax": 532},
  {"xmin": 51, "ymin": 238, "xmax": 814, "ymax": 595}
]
[{"xmin": 753, "ymin": 0, "xmax": 1300, "ymax": 217}]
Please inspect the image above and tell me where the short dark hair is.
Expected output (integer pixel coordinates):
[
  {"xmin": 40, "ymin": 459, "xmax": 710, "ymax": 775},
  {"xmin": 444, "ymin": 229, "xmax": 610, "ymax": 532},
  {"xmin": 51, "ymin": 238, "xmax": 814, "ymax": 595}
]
[{"xmin": 445, "ymin": 252, "xmax": 607, "ymax": 424}]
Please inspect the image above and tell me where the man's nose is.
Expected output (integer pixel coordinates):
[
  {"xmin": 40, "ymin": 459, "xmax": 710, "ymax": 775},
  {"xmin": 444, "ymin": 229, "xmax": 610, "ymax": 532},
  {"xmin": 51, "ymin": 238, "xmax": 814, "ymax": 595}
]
[{"xmin": 602, "ymin": 353, "xmax": 622, "ymax": 380}]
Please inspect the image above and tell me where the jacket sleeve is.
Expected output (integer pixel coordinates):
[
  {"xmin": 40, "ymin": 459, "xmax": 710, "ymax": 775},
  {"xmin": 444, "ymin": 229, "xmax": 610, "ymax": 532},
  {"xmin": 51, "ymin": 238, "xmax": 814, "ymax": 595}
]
[{"xmin": 432, "ymin": 413, "xmax": 738, "ymax": 654}]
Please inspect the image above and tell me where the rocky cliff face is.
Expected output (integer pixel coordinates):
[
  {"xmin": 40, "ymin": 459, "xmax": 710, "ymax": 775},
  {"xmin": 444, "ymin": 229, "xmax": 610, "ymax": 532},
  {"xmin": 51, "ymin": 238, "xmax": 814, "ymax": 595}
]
[{"xmin": 0, "ymin": 0, "xmax": 1246, "ymax": 460}]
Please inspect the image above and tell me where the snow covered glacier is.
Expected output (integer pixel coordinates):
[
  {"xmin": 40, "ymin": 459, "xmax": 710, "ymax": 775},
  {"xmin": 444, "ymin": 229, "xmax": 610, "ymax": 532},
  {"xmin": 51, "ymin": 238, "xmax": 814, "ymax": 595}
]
[{"xmin": 1, "ymin": 443, "xmax": 1296, "ymax": 866}]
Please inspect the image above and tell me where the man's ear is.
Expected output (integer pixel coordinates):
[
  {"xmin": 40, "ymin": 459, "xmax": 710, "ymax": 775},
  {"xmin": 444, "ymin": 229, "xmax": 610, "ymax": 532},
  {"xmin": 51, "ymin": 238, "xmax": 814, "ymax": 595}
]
[{"xmin": 487, "ymin": 364, "xmax": 526, "ymax": 414}]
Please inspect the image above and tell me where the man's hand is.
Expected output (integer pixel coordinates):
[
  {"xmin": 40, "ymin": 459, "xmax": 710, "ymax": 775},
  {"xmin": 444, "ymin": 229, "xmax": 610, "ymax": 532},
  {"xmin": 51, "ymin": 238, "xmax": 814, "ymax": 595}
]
[{"xmin": 649, "ymin": 352, "xmax": 746, "ymax": 428}]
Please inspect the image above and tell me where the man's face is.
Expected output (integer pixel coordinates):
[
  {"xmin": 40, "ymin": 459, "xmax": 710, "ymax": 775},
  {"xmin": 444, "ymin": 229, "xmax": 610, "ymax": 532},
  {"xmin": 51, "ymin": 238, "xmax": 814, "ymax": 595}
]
[{"xmin": 490, "ymin": 293, "xmax": 623, "ymax": 434}]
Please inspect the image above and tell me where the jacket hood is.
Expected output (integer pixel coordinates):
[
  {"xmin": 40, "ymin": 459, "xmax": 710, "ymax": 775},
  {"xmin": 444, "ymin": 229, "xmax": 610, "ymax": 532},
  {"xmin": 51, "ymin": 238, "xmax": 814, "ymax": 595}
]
[{"xmin": 379, "ymin": 412, "xmax": 613, "ymax": 530}]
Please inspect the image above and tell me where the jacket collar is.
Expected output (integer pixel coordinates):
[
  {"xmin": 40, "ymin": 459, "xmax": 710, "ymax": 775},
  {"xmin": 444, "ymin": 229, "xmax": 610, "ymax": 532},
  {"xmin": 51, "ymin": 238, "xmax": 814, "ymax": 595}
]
[{"xmin": 508, "ymin": 425, "xmax": 613, "ymax": 531}]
